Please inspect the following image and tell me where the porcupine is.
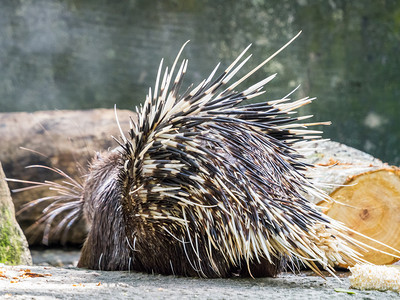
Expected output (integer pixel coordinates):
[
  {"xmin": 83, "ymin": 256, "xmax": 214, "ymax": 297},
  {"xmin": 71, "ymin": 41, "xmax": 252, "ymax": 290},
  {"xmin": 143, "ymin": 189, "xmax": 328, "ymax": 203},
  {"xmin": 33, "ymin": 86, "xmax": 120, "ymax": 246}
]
[{"xmin": 16, "ymin": 33, "xmax": 367, "ymax": 278}]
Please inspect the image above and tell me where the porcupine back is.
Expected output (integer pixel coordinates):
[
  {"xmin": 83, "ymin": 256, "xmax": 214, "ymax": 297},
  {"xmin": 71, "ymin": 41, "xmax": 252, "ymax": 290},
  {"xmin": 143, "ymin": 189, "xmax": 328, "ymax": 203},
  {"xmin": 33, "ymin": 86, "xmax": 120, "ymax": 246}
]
[
  {"xmin": 76, "ymin": 34, "xmax": 366, "ymax": 278},
  {"xmin": 14, "ymin": 33, "xmax": 370, "ymax": 278}
]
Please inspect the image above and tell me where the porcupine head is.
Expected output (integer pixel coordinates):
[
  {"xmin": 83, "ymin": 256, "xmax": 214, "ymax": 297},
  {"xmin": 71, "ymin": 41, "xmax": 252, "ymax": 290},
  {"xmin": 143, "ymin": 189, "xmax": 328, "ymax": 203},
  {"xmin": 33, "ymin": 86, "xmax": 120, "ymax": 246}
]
[{"xmin": 20, "ymin": 33, "xmax": 379, "ymax": 278}]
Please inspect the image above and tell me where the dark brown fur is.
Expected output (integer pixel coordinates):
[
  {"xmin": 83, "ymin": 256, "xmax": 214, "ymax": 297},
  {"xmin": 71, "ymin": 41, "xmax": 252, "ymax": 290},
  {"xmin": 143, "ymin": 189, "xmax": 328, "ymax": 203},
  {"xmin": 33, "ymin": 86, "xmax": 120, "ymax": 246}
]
[{"xmin": 77, "ymin": 150, "xmax": 283, "ymax": 277}]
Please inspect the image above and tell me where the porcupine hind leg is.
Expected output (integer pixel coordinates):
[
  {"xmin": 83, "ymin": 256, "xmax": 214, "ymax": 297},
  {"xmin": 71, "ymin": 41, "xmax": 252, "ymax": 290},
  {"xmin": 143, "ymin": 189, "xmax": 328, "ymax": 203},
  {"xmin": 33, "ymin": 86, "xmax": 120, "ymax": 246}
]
[{"xmin": 236, "ymin": 256, "xmax": 284, "ymax": 277}]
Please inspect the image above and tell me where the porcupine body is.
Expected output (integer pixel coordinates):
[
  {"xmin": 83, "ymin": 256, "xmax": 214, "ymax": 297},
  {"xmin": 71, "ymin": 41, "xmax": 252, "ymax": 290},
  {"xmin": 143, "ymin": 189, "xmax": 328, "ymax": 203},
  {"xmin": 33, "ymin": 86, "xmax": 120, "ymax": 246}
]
[{"xmin": 22, "ymin": 34, "xmax": 364, "ymax": 278}]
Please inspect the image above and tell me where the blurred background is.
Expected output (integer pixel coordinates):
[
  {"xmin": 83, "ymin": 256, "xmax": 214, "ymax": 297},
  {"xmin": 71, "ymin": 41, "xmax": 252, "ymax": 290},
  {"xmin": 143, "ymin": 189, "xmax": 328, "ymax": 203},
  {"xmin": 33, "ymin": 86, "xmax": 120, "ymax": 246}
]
[{"xmin": 0, "ymin": 0, "xmax": 399, "ymax": 165}]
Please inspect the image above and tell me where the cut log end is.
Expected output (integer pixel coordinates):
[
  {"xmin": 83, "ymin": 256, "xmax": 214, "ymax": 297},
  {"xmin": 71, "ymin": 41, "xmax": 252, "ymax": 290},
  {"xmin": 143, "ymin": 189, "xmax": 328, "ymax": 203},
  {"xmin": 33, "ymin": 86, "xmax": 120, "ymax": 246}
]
[{"xmin": 319, "ymin": 168, "xmax": 400, "ymax": 266}]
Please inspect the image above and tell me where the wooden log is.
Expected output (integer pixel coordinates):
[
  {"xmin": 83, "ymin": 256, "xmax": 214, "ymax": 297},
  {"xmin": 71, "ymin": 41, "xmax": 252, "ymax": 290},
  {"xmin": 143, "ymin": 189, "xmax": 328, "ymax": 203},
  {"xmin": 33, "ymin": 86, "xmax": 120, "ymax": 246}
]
[
  {"xmin": 0, "ymin": 109, "xmax": 135, "ymax": 245},
  {"xmin": 327, "ymin": 168, "xmax": 400, "ymax": 265},
  {"xmin": 296, "ymin": 140, "xmax": 400, "ymax": 266}
]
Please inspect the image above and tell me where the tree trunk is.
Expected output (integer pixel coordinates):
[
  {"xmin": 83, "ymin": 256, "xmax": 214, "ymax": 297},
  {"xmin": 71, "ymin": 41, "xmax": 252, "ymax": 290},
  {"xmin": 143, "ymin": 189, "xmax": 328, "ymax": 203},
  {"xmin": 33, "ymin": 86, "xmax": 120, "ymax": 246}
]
[{"xmin": 0, "ymin": 162, "xmax": 32, "ymax": 265}]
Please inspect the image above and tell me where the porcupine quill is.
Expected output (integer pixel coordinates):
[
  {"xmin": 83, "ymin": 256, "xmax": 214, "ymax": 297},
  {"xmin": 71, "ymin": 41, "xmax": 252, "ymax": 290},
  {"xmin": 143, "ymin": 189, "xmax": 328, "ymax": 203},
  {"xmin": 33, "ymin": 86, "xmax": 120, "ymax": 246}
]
[{"xmin": 9, "ymin": 32, "xmax": 400, "ymax": 278}]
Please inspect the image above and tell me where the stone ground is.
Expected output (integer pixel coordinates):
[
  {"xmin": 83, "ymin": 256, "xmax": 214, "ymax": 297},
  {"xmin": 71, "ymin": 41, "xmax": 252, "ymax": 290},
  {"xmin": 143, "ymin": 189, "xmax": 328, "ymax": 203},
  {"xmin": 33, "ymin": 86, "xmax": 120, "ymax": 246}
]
[{"xmin": 0, "ymin": 249, "xmax": 398, "ymax": 299}]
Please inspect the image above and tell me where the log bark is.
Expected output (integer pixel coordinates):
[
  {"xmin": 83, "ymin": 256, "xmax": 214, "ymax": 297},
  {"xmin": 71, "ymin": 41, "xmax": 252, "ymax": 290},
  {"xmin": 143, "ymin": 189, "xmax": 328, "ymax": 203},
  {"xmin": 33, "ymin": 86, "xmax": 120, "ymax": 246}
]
[{"xmin": 295, "ymin": 140, "xmax": 387, "ymax": 203}]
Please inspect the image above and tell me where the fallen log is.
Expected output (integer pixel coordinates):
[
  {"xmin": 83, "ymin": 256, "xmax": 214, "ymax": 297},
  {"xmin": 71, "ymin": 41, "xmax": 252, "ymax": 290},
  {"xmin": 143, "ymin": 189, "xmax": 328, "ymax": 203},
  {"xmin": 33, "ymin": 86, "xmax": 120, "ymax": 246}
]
[
  {"xmin": 297, "ymin": 140, "xmax": 400, "ymax": 266},
  {"xmin": 0, "ymin": 109, "xmax": 135, "ymax": 245}
]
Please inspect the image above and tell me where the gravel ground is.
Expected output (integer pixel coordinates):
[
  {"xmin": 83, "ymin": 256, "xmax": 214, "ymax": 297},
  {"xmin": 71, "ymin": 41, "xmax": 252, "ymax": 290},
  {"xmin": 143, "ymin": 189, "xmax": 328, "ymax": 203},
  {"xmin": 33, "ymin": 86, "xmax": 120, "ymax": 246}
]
[{"xmin": 0, "ymin": 250, "xmax": 398, "ymax": 299}]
